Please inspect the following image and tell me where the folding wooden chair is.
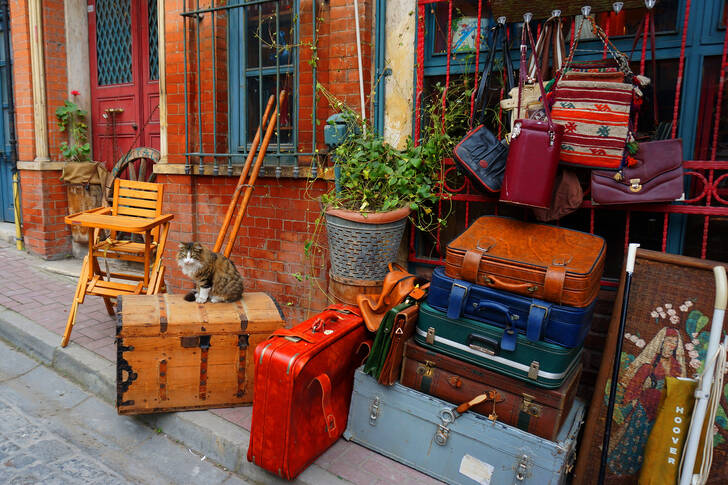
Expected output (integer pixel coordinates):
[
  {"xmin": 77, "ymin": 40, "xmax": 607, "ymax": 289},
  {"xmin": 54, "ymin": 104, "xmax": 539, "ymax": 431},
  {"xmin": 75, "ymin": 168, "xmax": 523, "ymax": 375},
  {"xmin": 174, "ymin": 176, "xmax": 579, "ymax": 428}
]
[{"xmin": 63, "ymin": 178, "xmax": 173, "ymax": 347}]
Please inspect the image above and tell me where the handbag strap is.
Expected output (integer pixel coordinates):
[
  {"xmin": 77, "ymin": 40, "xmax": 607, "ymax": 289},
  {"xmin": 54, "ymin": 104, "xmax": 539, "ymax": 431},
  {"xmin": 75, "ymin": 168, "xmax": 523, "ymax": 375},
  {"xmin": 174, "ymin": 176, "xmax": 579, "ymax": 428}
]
[
  {"xmin": 473, "ymin": 20, "xmax": 515, "ymax": 126},
  {"xmin": 528, "ymin": 15, "xmax": 565, "ymax": 81},
  {"xmin": 560, "ymin": 13, "xmax": 632, "ymax": 80},
  {"xmin": 516, "ymin": 17, "xmax": 557, "ymax": 140}
]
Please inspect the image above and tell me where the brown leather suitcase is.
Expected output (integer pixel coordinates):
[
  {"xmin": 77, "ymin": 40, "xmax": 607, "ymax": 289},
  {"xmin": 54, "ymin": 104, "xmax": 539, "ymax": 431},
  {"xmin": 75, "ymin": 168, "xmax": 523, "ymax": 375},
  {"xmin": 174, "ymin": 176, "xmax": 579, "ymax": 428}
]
[
  {"xmin": 400, "ymin": 338, "xmax": 581, "ymax": 440},
  {"xmin": 444, "ymin": 215, "xmax": 606, "ymax": 307},
  {"xmin": 116, "ymin": 292, "xmax": 284, "ymax": 414}
]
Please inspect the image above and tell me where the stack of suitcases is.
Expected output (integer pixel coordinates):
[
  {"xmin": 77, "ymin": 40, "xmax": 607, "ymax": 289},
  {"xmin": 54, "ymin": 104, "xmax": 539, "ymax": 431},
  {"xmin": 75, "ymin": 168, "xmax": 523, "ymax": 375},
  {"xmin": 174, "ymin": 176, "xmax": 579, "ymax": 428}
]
[{"xmin": 344, "ymin": 215, "xmax": 607, "ymax": 484}]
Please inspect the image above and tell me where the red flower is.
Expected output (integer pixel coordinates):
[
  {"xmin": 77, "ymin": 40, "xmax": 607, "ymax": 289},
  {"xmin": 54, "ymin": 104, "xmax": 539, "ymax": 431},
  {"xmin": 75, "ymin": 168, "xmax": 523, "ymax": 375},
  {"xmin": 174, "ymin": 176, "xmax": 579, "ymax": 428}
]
[{"xmin": 71, "ymin": 90, "xmax": 80, "ymax": 96}]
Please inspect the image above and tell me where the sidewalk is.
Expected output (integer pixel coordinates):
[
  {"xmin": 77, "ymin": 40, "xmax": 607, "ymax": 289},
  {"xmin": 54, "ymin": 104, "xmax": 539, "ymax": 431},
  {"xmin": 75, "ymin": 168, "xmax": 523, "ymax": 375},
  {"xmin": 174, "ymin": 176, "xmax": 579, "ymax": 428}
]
[{"xmin": 0, "ymin": 234, "xmax": 442, "ymax": 485}]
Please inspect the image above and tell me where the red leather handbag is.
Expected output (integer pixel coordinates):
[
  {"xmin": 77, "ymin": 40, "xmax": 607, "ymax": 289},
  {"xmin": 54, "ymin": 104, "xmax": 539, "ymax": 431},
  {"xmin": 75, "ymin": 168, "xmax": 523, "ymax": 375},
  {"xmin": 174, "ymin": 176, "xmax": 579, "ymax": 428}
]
[
  {"xmin": 501, "ymin": 17, "xmax": 564, "ymax": 209},
  {"xmin": 247, "ymin": 305, "xmax": 371, "ymax": 479}
]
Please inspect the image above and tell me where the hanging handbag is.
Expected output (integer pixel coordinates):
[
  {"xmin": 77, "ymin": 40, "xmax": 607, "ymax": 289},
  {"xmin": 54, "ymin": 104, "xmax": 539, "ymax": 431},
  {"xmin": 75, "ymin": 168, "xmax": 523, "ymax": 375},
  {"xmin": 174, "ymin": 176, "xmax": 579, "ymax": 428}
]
[
  {"xmin": 453, "ymin": 20, "xmax": 515, "ymax": 194},
  {"xmin": 550, "ymin": 16, "xmax": 641, "ymax": 169},
  {"xmin": 501, "ymin": 16, "xmax": 564, "ymax": 209},
  {"xmin": 590, "ymin": 138, "xmax": 684, "ymax": 205}
]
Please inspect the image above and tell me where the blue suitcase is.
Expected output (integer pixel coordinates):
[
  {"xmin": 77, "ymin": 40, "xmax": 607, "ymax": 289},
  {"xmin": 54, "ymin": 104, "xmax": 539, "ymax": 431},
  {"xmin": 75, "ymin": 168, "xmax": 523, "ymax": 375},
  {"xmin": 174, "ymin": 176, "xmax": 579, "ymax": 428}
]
[
  {"xmin": 428, "ymin": 267, "xmax": 595, "ymax": 350},
  {"xmin": 344, "ymin": 368, "xmax": 585, "ymax": 485}
]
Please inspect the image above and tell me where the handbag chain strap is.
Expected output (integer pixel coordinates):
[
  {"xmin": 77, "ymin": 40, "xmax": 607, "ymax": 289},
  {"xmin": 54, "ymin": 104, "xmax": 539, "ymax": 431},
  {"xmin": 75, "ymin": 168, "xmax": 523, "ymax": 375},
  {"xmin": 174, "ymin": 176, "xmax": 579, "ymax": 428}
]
[
  {"xmin": 560, "ymin": 14, "xmax": 632, "ymax": 79},
  {"xmin": 516, "ymin": 17, "xmax": 557, "ymax": 144}
]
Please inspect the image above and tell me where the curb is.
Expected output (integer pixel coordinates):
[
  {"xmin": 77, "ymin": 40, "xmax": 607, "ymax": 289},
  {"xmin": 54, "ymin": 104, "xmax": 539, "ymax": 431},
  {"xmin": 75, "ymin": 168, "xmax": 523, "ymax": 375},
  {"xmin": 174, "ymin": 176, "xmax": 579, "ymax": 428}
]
[{"xmin": 0, "ymin": 304, "xmax": 350, "ymax": 485}]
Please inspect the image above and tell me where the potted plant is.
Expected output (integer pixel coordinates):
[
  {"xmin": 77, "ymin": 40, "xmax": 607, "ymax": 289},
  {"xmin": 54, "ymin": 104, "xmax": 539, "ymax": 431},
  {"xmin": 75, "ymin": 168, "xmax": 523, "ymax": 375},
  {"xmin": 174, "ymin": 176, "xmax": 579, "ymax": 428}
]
[{"xmin": 317, "ymin": 109, "xmax": 446, "ymax": 285}]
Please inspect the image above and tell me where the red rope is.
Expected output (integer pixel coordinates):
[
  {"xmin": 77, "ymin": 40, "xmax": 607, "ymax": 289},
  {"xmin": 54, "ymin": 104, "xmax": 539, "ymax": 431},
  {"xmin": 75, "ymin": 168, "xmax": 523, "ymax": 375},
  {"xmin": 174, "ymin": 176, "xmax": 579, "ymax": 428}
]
[
  {"xmin": 661, "ymin": 213, "xmax": 668, "ymax": 252},
  {"xmin": 603, "ymin": 14, "xmax": 610, "ymax": 60},
  {"xmin": 441, "ymin": 0, "xmax": 453, "ymax": 134},
  {"xmin": 710, "ymin": 14, "xmax": 728, "ymax": 160},
  {"xmin": 633, "ymin": 13, "xmax": 650, "ymax": 130},
  {"xmin": 469, "ymin": 0, "xmax": 483, "ymax": 123},
  {"xmin": 414, "ymin": 4, "xmax": 425, "ymax": 144},
  {"xmin": 671, "ymin": 0, "xmax": 691, "ymax": 139}
]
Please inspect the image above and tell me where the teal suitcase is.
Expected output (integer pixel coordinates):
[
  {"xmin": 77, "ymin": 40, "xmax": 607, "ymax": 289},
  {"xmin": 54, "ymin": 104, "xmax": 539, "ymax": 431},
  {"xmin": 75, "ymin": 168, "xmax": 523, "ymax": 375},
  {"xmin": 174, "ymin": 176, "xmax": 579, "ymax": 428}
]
[
  {"xmin": 415, "ymin": 302, "xmax": 582, "ymax": 388},
  {"xmin": 344, "ymin": 368, "xmax": 585, "ymax": 485}
]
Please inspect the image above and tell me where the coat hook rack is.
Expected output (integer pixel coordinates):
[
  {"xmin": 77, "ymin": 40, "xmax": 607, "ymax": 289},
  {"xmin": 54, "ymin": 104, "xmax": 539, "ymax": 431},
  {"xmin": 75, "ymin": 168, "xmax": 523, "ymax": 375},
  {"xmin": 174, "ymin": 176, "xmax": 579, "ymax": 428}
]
[
  {"xmin": 582, "ymin": 5, "xmax": 592, "ymax": 17},
  {"xmin": 645, "ymin": 0, "xmax": 656, "ymax": 9},
  {"xmin": 523, "ymin": 12, "xmax": 533, "ymax": 23},
  {"xmin": 552, "ymin": 10, "xmax": 561, "ymax": 18},
  {"xmin": 613, "ymin": 2, "xmax": 624, "ymax": 13},
  {"xmin": 497, "ymin": 16, "xmax": 506, "ymax": 25}
]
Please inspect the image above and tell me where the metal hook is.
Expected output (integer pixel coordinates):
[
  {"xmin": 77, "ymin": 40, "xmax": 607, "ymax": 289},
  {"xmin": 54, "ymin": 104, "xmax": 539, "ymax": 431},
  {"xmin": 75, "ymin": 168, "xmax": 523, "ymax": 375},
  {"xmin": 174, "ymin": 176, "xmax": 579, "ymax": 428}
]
[
  {"xmin": 552, "ymin": 10, "xmax": 561, "ymax": 18},
  {"xmin": 523, "ymin": 12, "xmax": 532, "ymax": 23},
  {"xmin": 644, "ymin": 0, "xmax": 656, "ymax": 9},
  {"xmin": 497, "ymin": 16, "xmax": 506, "ymax": 25},
  {"xmin": 581, "ymin": 5, "xmax": 592, "ymax": 17},
  {"xmin": 613, "ymin": 2, "xmax": 624, "ymax": 13}
]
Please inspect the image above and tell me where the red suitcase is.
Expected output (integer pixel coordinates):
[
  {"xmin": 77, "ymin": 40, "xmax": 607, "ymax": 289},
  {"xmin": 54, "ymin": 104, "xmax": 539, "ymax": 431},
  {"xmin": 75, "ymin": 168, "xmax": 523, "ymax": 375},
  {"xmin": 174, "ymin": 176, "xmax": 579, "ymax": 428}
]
[{"xmin": 247, "ymin": 305, "xmax": 371, "ymax": 480}]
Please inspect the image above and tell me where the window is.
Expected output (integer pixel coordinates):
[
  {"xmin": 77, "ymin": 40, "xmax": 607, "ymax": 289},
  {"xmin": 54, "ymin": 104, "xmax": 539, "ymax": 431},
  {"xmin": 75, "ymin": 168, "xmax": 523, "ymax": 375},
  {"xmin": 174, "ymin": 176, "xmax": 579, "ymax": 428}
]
[{"xmin": 230, "ymin": 0, "xmax": 297, "ymax": 166}]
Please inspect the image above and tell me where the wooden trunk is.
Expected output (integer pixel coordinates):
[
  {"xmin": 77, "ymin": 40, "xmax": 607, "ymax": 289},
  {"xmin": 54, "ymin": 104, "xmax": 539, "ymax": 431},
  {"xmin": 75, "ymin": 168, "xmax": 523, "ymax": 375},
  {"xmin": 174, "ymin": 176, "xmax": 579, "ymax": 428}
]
[{"xmin": 116, "ymin": 292, "xmax": 284, "ymax": 415}]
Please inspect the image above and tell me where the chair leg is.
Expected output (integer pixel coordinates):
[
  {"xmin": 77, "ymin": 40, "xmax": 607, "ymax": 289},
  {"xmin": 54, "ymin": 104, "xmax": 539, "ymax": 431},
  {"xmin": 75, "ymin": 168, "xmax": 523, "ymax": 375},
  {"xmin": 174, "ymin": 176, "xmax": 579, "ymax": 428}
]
[
  {"xmin": 62, "ymin": 256, "xmax": 90, "ymax": 348},
  {"xmin": 103, "ymin": 297, "xmax": 115, "ymax": 316}
]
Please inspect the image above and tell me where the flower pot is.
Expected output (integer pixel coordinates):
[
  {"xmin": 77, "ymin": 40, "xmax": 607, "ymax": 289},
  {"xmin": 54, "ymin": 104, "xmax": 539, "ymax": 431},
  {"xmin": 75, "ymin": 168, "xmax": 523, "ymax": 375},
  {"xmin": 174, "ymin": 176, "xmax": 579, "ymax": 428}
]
[{"xmin": 325, "ymin": 206, "xmax": 410, "ymax": 281}]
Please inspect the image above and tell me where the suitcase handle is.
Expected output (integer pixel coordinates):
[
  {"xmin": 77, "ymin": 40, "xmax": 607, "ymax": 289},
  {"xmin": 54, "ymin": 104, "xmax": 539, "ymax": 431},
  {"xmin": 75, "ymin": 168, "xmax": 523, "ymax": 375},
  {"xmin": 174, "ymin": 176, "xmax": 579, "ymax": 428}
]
[
  {"xmin": 467, "ymin": 333, "xmax": 500, "ymax": 356},
  {"xmin": 310, "ymin": 373, "xmax": 337, "ymax": 438},
  {"xmin": 482, "ymin": 273, "xmax": 538, "ymax": 294},
  {"xmin": 472, "ymin": 301, "xmax": 517, "ymax": 352}
]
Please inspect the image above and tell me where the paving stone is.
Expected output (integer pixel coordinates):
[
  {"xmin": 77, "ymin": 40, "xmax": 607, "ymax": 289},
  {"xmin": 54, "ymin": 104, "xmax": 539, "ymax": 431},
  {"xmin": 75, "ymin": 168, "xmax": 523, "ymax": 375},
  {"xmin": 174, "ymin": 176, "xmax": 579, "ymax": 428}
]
[
  {"xmin": 0, "ymin": 442, "xmax": 21, "ymax": 460},
  {"xmin": 5, "ymin": 422, "xmax": 47, "ymax": 446},
  {"xmin": 57, "ymin": 457, "xmax": 119, "ymax": 483},
  {"xmin": 24, "ymin": 439, "xmax": 74, "ymax": 464},
  {"xmin": 15, "ymin": 366, "xmax": 89, "ymax": 411}
]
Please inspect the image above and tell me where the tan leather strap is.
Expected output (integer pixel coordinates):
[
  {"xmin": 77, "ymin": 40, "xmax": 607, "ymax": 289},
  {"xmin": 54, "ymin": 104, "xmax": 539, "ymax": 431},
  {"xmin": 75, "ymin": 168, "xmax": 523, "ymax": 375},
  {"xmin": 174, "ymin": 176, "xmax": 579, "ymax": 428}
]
[
  {"xmin": 486, "ymin": 274, "xmax": 538, "ymax": 294},
  {"xmin": 461, "ymin": 250, "xmax": 482, "ymax": 283},
  {"xmin": 455, "ymin": 390, "xmax": 502, "ymax": 414},
  {"xmin": 543, "ymin": 265, "xmax": 566, "ymax": 304},
  {"xmin": 311, "ymin": 373, "xmax": 337, "ymax": 438}
]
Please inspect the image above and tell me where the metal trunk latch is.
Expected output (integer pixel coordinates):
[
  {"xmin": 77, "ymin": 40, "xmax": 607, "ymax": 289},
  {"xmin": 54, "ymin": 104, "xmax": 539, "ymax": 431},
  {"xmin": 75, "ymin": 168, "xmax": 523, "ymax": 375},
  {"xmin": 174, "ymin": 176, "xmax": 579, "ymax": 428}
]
[
  {"xmin": 416, "ymin": 360, "xmax": 436, "ymax": 377},
  {"xmin": 426, "ymin": 327, "xmax": 436, "ymax": 345},
  {"xmin": 515, "ymin": 454, "xmax": 530, "ymax": 482},
  {"xmin": 528, "ymin": 361, "xmax": 540, "ymax": 380},
  {"xmin": 434, "ymin": 408, "xmax": 455, "ymax": 446},
  {"xmin": 520, "ymin": 393, "xmax": 543, "ymax": 417},
  {"xmin": 369, "ymin": 396, "xmax": 381, "ymax": 426}
]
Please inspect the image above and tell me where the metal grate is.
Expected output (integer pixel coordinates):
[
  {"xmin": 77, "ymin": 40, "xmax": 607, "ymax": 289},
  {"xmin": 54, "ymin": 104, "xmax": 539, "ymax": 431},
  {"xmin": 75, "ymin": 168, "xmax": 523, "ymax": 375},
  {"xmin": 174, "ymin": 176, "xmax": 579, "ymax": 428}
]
[
  {"xmin": 96, "ymin": 0, "xmax": 133, "ymax": 86},
  {"xmin": 148, "ymin": 0, "xmax": 159, "ymax": 81}
]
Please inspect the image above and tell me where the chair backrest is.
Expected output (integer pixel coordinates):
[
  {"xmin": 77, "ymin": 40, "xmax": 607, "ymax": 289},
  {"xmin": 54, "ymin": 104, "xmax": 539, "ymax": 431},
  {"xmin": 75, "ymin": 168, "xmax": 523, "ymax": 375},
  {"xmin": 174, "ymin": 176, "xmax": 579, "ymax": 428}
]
[{"xmin": 111, "ymin": 179, "xmax": 165, "ymax": 241}]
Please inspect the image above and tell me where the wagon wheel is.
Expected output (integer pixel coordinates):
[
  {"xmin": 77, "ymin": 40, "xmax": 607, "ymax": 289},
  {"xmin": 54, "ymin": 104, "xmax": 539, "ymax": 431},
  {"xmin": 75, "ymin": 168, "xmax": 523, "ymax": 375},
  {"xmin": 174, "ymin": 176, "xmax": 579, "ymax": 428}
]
[
  {"xmin": 103, "ymin": 147, "xmax": 162, "ymax": 244},
  {"xmin": 106, "ymin": 147, "xmax": 161, "ymax": 201}
]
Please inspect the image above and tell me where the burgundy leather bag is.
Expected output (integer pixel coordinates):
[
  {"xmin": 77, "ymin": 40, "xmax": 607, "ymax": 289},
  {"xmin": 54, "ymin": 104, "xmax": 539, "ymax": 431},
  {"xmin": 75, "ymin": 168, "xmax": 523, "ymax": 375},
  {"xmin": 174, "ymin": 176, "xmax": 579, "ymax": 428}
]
[
  {"xmin": 591, "ymin": 138, "xmax": 684, "ymax": 205},
  {"xmin": 501, "ymin": 19, "xmax": 564, "ymax": 209}
]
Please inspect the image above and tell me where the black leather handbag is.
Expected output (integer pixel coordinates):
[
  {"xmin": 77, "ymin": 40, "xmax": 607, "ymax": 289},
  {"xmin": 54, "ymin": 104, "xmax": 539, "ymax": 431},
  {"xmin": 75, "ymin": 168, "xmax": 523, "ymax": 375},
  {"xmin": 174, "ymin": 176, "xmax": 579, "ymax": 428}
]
[{"xmin": 453, "ymin": 21, "xmax": 514, "ymax": 194}]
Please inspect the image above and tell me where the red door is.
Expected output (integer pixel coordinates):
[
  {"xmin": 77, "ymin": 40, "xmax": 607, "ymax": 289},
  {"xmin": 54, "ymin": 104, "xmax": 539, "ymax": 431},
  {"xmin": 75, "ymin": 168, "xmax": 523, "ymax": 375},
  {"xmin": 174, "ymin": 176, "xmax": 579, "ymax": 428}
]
[{"xmin": 88, "ymin": 0, "xmax": 159, "ymax": 171}]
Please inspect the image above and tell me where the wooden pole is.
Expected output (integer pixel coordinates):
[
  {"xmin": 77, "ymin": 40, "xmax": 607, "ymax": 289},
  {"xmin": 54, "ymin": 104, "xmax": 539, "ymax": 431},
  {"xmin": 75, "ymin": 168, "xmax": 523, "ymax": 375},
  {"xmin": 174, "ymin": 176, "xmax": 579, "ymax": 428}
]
[
  {"xmin": 213, "ymin": 94, "xmax": 276, "ymax": 253},
  {"xmin": 223, "ymin": 91, "xmax": 285, "ymax": 258}
]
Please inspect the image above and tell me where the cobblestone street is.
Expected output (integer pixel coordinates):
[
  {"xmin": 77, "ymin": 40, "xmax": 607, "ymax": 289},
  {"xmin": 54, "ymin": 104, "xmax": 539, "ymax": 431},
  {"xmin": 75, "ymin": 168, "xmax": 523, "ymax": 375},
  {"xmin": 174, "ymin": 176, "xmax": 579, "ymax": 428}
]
[{"xmin": 0, "ymin": 338, "xmax": 249, "ymax": 485}]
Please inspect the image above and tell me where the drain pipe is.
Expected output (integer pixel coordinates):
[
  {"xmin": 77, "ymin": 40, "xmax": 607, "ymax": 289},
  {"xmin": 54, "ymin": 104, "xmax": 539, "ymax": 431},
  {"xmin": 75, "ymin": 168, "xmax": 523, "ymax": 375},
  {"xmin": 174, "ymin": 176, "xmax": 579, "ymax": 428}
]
[
  {"xmin": 3, "ymin": 0, "xmax": 22, "ymax": 250},
  {"xmin": 353, "ymin": 0, "xmax": 367, "ymax": 131}
]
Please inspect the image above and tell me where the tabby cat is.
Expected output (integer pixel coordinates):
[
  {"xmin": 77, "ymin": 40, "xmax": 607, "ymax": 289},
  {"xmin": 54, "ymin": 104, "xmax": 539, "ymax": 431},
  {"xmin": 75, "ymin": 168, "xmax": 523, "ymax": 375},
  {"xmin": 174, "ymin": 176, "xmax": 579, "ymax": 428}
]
[{"xmin": 176, "ymin": 242, "xmax": 244, "ymax": 303}]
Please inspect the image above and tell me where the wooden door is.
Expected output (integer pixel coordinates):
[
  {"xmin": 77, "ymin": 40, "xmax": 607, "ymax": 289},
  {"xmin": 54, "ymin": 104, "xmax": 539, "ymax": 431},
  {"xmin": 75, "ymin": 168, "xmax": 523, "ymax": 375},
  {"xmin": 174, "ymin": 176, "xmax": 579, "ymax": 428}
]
[
  {"xmin": 88, "ymin": 0, "xmax": 159, "ymax": 171},
  {"xmin": 0, "ymin": 14, "xmax": 14, "ymax": 222}
]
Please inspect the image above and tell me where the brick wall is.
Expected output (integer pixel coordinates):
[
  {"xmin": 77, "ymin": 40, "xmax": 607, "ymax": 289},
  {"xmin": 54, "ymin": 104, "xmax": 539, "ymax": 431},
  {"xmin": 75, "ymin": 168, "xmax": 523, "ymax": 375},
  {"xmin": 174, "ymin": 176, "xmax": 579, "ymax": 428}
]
[
  {"xmin": 161, "ymin": 0, "xmax": 374, "ymax": 321},
  {"xmin": 10, "ymin": 0, "xmax": 73, "ymax": 259},
  {"xmin": 159, "ymin": 174, "xmax": 330, "ymax": 323},
  {"xmin": 19, "ymin": 170, "xmax": 71, "ymax": 258}
]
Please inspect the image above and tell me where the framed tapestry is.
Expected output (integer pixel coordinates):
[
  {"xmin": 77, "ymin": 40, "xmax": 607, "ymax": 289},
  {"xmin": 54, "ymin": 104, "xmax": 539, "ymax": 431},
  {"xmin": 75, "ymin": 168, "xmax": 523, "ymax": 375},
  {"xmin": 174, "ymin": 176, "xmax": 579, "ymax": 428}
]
[{"xmin": 574, "ymin": 249, "xmax": 728, "ymax": 484}]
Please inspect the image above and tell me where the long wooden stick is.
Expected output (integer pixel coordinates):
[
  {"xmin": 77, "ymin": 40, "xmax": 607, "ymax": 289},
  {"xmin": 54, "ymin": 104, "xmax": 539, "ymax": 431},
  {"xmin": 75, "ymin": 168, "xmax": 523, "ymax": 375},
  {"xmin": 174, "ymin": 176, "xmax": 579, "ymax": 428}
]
[
  {"xmin": 214, "ymin": 94, "xmax": 276, "ymax": 253},
  {"xmin": 224, "ymin": 90, "xmax": 286, "ymax": 258}
]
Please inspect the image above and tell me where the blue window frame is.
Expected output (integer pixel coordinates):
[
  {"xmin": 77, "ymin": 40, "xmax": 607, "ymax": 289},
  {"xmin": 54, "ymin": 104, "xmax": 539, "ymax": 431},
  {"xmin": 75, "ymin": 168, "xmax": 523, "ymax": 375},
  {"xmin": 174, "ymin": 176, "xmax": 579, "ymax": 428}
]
[{"xmin": 229, "ymin": 0, "xmax": 298, "ymax": 165}]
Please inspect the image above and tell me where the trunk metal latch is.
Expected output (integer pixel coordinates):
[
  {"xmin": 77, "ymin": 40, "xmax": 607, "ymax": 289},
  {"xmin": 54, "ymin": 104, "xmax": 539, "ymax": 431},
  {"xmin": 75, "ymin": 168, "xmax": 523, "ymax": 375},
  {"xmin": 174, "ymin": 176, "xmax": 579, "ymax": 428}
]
[
  {"xmin": 520, "ymin": 393, "xmax": 543, "ymax": 417},
  {"xmin": 426, "ymin": 327, "xmax": 436, "ymax": 345},
  {"xmin": 515, "ymin": 454, "xmax": 531, "ymax": 481},
  {"xmin": 528, "ymin": 361, "xmax": 540, "ymax": 380},
  {"xmin": 369, "ymin": 396, "xmax": 381, "ymax": 426},
  {"xmin": 435, "ymin": 408, "xmax": 455, "ymax": 446},
  {"xmin": 416, "ymin": 360, "xmax": 436, "ymax": 377}
]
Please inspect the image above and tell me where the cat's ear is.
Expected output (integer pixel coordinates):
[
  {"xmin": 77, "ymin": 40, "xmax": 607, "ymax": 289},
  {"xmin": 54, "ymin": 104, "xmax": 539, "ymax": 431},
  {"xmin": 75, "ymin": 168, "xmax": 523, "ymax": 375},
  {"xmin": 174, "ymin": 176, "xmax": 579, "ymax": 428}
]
[{"xmin": 178, "ymin": 242, "xmax": 186, "ymax": 250}]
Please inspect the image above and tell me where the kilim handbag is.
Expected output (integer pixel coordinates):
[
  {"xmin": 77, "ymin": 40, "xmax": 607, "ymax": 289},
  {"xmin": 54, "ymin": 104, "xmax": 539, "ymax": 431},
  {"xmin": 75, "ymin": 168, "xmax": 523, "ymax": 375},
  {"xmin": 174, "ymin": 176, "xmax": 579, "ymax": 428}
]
[
  {"xmin": 453, "ymin": 20, "xmax": 515, "ymax": 194},
  {"xmin": 501, "ymin": 15, "xmax": 564, "ymax": 209},
  {"xmin": 550, "ymin": 16, "xmax": 640, "ymax": 169}
]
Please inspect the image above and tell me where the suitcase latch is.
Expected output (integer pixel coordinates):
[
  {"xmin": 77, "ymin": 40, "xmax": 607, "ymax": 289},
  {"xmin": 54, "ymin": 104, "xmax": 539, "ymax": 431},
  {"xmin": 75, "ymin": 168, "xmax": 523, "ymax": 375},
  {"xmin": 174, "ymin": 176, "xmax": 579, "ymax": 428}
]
[
  {"xmin": 515, "ymin": 454, "xmax": 531, "ymax": 481},
  {"xmin": 369, "ymin": 396, "xmax": 380, "ymax": 426},
  {"xmin": 416, "ymin": 360, "xmax": 436, "ymax": 377},
  {"xmin": 426, "ymin": 327, "xmax": 436, "ymax": 345},
  {"xmin": 520, "ymin": 393, "xmax": 542, "ymax": 417},
  {"xmin": 528, "ymin": 361, "xmax": 540, "ymax": 380},
  {"xmin": 434, "ymin": 408, "xmax": 455, "ymax": 446}
]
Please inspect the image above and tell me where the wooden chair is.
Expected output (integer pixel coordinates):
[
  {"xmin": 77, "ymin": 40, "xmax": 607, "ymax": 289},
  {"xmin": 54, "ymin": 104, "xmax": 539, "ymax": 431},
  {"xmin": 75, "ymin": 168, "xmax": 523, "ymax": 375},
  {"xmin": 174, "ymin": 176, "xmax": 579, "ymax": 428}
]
[{"xmin": 63, "ymin": 178, "xmax": 173, "ymax": 347}]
